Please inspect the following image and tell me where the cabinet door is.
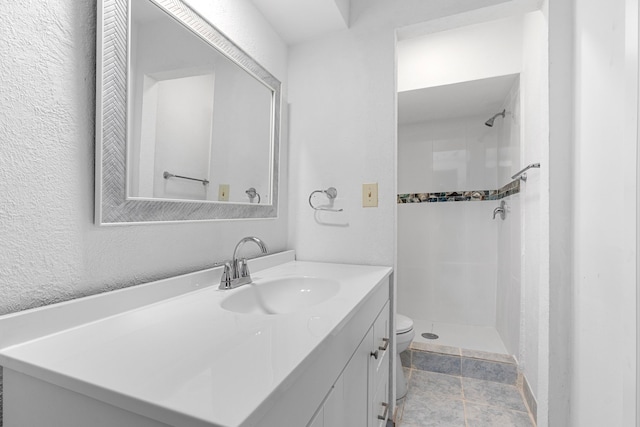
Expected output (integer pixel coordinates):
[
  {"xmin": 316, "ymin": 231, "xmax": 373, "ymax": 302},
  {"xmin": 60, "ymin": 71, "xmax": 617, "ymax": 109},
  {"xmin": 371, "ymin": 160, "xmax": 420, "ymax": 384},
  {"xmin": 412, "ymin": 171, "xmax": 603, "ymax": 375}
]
[
  {"xmin": 369, "ymin": 302, "xmax": 390, "ymax": 427},
  {"xmin": 371, "ymin": 367, "xmax": 390, "ymax": 427},
  {"xmin": 338, "ymin": 329, "xmax": 373, "ymax": 427},
  {"xmin": 307, "ymin": 386, "xmax": 335, "ymax": 427},
  {"xmin": 323, "ymin": 377, "xmax": 342, "ymax": 427},
  {"xmin": 310, "ymin": 301, "xmax": 391, "ymax": 427},
  {"xmin": 307, "ymin": 407, "xmax": 324, "ymax": 427},
  {"xmin": 370, "ymin": 302, "xmax": 390, "ymax": 384}
]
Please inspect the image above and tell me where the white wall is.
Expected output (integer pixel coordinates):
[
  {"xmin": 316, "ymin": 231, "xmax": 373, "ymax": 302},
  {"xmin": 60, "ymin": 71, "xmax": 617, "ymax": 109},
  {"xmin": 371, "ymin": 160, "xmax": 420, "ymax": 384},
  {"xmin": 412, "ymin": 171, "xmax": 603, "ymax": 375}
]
[
  {"xmin": 397, "ymin": 15, "xmax": 524, "ymax": 92},
  {"xmin": 129, "ymin": 11, "xmax": 274, "ymax": 204},
  {"xmin": 287, "ymin": 0, "xmax": 510, "ymax": 266},
  {"xmin": 519, "ymin": 10, "xmax": 549, "ymax": 420},
  {"xmin": 151, "ymin": 75, "xmax": 214, "ymax": 200},
  {"xmin": 545, "ymin": 0, "xmax": 573, "ymax": 424},
  {"xmin": 129, "ymin": 12, "xmax": 220, "ymax": 199},
  {"xmin": 209, "ymin": 58, "xmax": 273, "ymax": 203},
  {"xmin": 0, "ymin": 0, "xmax": 289, "ymax": 315},
  {"xmin": 568, "ymin": 0, "xmax": 638, "ymax": 425}
]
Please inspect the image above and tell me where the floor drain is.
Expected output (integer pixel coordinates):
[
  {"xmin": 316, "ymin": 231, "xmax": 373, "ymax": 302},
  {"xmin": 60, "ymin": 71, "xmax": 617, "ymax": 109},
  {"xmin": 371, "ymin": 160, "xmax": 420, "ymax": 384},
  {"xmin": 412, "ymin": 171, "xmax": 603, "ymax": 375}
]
[{"xmin": 421, "ymin": 332, "xmax": 439, "ymax": 340}]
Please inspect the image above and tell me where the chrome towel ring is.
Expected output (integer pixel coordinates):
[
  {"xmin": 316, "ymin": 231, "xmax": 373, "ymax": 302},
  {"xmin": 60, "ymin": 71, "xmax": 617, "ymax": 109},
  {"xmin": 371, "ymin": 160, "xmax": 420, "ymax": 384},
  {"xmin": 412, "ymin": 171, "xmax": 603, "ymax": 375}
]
[{"xmin": 309, "ymin": 187, "xmax": 343, "ymax": 212}]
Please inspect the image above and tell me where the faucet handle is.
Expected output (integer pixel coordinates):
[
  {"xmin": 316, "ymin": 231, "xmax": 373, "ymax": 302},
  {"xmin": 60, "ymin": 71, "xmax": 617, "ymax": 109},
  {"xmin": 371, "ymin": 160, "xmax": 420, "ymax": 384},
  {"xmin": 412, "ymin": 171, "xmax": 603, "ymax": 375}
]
[
  {"xmin": 239, "ymin": 258, "xmax": 250, "ymax": 278},
  {"xmin": 220, "ymin": 262, "xmax": 233, "ymax": 289}
]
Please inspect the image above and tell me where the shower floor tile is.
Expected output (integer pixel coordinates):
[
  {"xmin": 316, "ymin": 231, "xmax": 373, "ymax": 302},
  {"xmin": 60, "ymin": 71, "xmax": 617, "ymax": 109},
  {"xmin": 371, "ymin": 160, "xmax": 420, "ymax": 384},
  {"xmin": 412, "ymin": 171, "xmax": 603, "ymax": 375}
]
[
  {"xmin": 411, "ymin": 319, "xmax": 508, "ymax": 354},
  {"xmin": 396, "ymin": 370, "xmax": 535, "ymax": 427}
]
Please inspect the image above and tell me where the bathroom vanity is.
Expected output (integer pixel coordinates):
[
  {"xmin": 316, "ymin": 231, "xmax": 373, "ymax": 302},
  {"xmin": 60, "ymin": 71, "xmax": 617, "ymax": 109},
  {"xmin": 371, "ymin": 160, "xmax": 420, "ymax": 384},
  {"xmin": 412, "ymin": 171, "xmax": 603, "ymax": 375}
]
[{"xmin": 0, "ymin": 252, "xmax": 394, "ymax": 427}]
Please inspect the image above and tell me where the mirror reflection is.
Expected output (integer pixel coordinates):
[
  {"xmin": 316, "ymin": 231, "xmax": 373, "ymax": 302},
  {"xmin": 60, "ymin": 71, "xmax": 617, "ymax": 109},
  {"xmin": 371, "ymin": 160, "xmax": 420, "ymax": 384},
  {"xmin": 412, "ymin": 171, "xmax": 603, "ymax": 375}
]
[{"xmin": 127, "ymin": 0, "xmax": 274, "ymax": 204}]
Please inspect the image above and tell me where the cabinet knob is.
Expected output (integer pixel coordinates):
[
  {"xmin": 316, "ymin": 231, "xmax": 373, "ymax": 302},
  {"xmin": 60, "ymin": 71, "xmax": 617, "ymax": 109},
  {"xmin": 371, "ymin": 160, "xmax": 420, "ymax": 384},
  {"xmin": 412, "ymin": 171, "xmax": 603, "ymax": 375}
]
[{"xmin": 370, "ymin": 350, "xmax": 379, "ymax": 359}]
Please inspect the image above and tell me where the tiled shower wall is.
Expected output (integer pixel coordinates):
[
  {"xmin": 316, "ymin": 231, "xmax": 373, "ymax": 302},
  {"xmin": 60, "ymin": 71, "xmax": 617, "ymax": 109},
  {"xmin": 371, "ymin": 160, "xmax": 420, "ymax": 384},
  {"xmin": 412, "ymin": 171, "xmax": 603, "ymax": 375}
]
[
  {"xmin": 495, "ymin": 80, "xmax": 521, "ymax": 357},
  {"xmin": 397, "ymin": 200, "xmax": 499, "ymax": 326}
]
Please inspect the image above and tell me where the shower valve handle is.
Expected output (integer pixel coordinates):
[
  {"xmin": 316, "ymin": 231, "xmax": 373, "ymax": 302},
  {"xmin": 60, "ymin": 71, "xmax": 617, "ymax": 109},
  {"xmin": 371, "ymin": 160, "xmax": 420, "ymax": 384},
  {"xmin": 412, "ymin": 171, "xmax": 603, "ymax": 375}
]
[{"xmin": 493, "ymin": 200, "xmax": 506, "ymax": 220}]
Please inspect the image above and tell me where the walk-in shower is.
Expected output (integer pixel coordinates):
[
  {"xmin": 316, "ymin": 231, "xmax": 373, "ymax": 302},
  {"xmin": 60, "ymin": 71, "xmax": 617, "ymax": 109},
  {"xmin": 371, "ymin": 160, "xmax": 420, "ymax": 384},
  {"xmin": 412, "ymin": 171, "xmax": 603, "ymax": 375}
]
[{"xmin": 397, "ymin": 74, "xmax": 521, "ymax": 355}]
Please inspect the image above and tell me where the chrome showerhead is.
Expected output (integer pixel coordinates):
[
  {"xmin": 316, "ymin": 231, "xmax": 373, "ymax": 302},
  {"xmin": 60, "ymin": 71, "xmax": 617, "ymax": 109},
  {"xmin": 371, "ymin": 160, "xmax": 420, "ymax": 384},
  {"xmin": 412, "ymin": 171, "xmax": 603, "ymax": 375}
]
[{"xmin": 485, "ymin": 109, "xmax": 506, "ymax": 127}]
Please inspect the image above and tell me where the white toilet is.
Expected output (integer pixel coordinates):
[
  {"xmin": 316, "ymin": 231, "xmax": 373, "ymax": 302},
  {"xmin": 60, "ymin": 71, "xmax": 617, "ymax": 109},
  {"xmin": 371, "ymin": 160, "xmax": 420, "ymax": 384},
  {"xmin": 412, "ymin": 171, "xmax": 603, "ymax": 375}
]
[{"xmin": 396, "ymin": 313, "xmax": 415, "ymax": 400}]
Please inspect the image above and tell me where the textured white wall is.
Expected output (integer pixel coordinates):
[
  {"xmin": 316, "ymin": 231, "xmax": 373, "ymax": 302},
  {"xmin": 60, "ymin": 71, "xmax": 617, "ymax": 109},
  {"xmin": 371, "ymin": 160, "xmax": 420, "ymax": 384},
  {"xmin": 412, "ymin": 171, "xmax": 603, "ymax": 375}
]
[
  {"xmin": 287, "ymin": 0, "xmax": 508, "ymax": 267},
  {"xmin": 0, "ymin": 0, "xmax": 289, "ymax": 316}
]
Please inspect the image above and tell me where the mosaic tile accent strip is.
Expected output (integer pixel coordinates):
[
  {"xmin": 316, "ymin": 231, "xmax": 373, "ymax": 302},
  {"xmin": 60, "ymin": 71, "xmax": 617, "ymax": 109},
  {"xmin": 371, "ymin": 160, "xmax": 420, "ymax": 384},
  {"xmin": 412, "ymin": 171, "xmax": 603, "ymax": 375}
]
[{"xmin": 397, "ymin": 180, "xmax": 520, "ymax": 204}]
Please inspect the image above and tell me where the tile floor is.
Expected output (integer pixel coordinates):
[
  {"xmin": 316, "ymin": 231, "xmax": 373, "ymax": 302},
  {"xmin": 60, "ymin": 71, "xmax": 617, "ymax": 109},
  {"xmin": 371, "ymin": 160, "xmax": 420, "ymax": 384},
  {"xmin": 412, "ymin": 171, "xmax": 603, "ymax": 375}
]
[{"xmin": 396, "ymin": 368, "xmax": 535, "ymax": 427}]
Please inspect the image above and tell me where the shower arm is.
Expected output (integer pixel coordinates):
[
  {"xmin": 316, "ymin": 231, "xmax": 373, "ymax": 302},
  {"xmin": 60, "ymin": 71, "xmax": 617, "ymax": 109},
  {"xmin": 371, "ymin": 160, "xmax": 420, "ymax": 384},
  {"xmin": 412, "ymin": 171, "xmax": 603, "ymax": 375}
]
[{"xmin": 511, "ymin": 163, "xmax": 540, "ymax": 182}]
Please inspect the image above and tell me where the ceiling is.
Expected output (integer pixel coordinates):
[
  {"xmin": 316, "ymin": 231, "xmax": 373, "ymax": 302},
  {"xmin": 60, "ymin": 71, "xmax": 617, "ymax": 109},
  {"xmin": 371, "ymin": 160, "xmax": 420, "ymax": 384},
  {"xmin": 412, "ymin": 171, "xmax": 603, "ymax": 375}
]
[
  {"xmin": 398, "ymin": 74, "xmax": 519, "ymax": 125},
  {"xmin": 250, "ymin": 0, "xmax": 350, "ymax": 45},
  {"xmin": 249, "ymin": 2, "xmax": 520, "ymax": 125}
]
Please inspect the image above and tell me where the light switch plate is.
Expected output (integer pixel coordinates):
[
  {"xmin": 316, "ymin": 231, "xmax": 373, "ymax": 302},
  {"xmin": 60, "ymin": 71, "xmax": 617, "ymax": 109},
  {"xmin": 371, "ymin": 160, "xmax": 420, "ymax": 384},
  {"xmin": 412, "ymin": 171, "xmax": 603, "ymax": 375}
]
[
  {"xmin": 218, "ymin": 184, "xmax": 230, "ymax": 201},
  {"xmin": 362, "ymin": 183, "xmax": 378, "ymax": 207}
]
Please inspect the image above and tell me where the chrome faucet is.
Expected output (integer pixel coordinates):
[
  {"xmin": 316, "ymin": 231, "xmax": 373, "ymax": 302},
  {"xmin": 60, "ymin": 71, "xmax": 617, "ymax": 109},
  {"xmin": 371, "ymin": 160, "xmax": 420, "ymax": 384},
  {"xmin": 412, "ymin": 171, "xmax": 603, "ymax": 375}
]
[
  {"xmin": 493, "ymin": 200, "xmax": 506, "ymax": 220},
  {"xmin": 219, "ymin": 237, "xmax": 269, "ymax": 289}
]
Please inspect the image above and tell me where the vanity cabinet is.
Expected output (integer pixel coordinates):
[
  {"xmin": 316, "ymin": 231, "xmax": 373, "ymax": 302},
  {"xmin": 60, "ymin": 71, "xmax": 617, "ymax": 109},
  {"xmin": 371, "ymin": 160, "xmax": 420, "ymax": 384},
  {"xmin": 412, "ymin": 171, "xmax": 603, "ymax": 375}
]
[
  {"xmin": 308, "ymin": 301, "xmax": 391, "ymax": 427},
  {"xmin": 0, "ymin": 257, "xmax": 393, "ymax": 427},
  {"xmin": 370, "ymin": 301, "xmax": 391, "ymax": 427}
]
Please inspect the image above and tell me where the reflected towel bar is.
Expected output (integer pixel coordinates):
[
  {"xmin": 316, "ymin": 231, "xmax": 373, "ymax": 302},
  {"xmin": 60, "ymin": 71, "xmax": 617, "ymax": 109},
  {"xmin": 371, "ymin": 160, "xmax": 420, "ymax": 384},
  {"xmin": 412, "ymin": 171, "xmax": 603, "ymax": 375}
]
[
  {"xmin": 245, "ymin": 187, "xmax": 261, "ymax": 203},
  {"xmin": 163, "ymin": 171, "xmax": 209, "ymax": 186},
  {"xmin": 511, "ymin": 163, "xmax": 540, "ymax": 182}
]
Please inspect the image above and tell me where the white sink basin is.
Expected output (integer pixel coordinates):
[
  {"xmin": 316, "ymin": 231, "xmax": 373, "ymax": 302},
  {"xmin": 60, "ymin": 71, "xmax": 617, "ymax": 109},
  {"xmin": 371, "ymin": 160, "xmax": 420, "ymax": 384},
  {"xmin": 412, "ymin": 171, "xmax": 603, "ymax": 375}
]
[{"xmin": 220, "ymin": 276, "xmax": 340, "ymax": 315}]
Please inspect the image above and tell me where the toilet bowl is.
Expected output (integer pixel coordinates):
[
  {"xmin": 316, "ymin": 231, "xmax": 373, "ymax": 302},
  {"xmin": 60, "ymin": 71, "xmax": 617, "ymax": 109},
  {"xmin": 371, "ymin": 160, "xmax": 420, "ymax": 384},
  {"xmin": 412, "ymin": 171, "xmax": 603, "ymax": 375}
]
[{"xmin": 396, "ymin": 314, "xmax": 415, "ymax": 400}]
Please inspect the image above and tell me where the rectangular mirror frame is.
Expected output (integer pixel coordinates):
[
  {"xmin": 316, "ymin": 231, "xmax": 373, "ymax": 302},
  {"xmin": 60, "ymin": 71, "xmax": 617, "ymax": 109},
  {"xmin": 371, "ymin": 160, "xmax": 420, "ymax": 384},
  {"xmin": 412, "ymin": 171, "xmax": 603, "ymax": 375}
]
[{"xmin": 95, "ymin": 0, "xmax": 281, "ymax": 225}]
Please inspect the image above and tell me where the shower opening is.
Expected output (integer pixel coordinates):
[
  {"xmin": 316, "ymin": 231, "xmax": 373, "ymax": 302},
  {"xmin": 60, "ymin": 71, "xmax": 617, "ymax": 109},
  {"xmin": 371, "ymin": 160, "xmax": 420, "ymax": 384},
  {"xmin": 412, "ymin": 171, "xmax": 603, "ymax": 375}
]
[{"xmin": 397, "ymin": 73, "xmax": 521, "ymax": 356}]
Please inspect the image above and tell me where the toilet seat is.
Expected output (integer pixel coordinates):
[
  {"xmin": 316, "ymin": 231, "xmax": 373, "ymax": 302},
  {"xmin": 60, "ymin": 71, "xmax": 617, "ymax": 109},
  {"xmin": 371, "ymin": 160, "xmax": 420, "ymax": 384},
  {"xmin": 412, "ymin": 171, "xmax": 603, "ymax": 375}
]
[{"xmin": 396, "ymin": 314, "xmax": 414, "ymax": 334}]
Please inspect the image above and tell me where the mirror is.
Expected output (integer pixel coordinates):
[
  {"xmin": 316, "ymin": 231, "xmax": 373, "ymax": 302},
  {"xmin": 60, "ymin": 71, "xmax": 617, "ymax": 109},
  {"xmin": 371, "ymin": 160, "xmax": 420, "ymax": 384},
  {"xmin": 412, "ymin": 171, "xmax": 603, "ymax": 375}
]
[{"xmin": 95, "ymin": 0, "xmax": 280, "ymax": 224}]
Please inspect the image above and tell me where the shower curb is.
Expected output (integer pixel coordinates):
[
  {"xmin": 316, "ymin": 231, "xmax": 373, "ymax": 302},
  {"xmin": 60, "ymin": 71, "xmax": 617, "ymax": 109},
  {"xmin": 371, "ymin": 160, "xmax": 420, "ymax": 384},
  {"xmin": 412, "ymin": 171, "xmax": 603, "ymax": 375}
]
[{"xmin": 401, "ymin": 342, "xmax": 518, "ymax": 385}]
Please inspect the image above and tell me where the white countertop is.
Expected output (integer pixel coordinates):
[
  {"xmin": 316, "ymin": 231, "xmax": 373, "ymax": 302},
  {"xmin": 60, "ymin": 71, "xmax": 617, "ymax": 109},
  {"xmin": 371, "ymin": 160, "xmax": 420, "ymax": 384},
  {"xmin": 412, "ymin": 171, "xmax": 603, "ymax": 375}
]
[{"xmin": 0, "ymin": 256, "xmax": 392, "ymax": 427}]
